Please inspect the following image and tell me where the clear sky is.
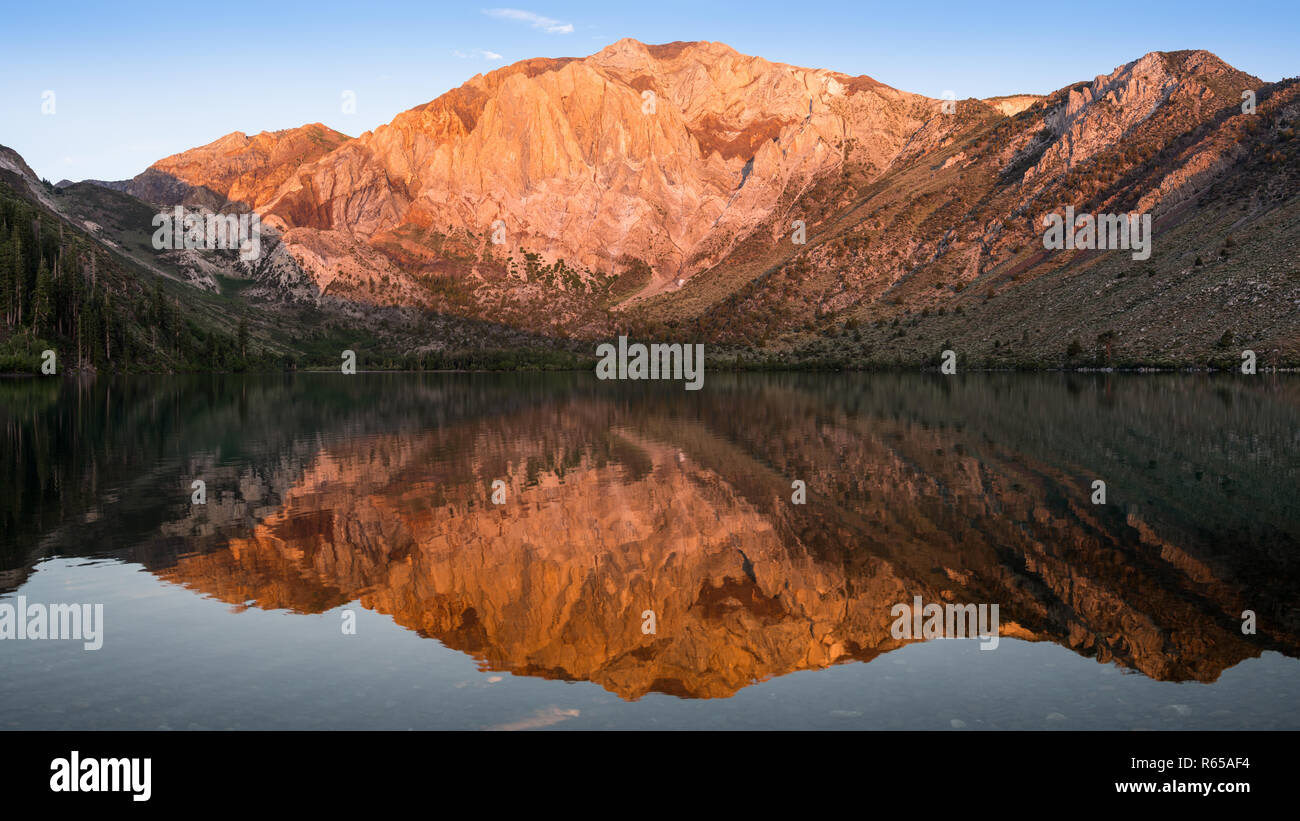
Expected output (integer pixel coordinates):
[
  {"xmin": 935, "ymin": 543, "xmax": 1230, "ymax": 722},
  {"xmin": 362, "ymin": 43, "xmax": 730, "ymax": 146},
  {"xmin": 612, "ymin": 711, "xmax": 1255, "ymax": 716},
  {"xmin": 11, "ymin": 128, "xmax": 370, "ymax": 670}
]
[{"xmin": 2, "ymin": 0, "xmax": 1296, "ymax": 181}]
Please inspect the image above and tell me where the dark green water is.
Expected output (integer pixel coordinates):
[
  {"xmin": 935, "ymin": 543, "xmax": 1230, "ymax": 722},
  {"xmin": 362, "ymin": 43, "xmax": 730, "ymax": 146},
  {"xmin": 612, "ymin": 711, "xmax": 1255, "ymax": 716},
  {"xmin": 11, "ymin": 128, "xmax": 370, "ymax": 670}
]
[{"xmin": 1, "ymin": 372, "xmax": 1297, "ymax": 729}]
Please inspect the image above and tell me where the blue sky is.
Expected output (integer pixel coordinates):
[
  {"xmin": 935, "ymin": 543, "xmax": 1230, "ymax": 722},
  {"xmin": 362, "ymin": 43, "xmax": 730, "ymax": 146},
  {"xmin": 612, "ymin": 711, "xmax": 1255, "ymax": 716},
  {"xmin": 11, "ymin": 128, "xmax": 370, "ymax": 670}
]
[{"xmin": 2, "ymin": 0, "xmax": 1296, "ymax": 181}]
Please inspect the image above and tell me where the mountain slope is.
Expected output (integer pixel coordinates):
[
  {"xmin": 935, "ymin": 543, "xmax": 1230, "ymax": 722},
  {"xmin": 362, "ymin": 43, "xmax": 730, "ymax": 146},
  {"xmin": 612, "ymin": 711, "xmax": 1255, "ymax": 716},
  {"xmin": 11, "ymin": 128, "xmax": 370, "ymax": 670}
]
[
  {"xmin": 58, "ymin": 41, "xmax": 1300, "ymax": 369},
  {"xmin": 0, "ymin": 151, "xmax": 262, "ymax": 373},
  {"xmin": 68, "ymin": 123, "xmax": 351, "ymax": 212},
  {"xmin": 640, "ymin": 49, "xmax": 1300, "ymax": 367},
  {"xmin": 261, "ymin": 40, "xmax": 935, "ymax": 292}
]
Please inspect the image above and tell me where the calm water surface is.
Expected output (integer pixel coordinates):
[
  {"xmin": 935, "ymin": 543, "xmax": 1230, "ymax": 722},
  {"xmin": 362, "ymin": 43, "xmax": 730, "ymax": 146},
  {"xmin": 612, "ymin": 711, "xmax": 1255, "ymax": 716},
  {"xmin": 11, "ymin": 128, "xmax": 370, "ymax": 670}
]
[{"xmin": 1, "ymin": 372, "xmax": 1298, "ymax": 729}]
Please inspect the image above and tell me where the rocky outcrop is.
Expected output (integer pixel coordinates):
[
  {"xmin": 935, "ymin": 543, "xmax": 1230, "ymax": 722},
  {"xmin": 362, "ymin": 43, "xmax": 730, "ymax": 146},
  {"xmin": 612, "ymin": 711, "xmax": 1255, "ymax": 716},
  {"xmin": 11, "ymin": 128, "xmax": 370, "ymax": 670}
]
[
  {"xmin": 1029, "ymin": 50, "xmax": 1257, "ymax": 182},
  {"xmin": 61, "ymin": 42, "xmax": 1297, "ymax": 365},
  {"xmin": 258, "ymin": 39, "xmax": 935, "ymax": 295},
  {"xmin": 99, "ymin": 124, "xmax": 351, "ymax": 211}
]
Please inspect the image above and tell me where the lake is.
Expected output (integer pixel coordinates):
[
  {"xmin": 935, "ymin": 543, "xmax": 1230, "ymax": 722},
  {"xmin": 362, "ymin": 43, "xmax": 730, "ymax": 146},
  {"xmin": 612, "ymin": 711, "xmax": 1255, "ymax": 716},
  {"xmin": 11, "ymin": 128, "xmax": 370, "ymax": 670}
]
[{"xmin": 1, "ymin": 371, "xmax": 1298, "ymax": 730}]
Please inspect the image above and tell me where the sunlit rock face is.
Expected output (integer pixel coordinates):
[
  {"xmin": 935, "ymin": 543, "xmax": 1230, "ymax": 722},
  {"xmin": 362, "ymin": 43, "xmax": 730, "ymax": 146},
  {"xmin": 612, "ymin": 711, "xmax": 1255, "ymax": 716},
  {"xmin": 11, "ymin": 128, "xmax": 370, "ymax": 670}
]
[
  {"xmin": 256, "ymin": 39, "xmax": 933, "ymax": 292},
  {"xmin": 78, "ymin": 42, "xmax": 1295, "ymax": 363},
  {"xmin": 152, "ymin": 386, "xmax": 1299, "ymax": 699},
  {"xmin": 133, "ymin": 124, "xmax": 352, "ymax": 210}
]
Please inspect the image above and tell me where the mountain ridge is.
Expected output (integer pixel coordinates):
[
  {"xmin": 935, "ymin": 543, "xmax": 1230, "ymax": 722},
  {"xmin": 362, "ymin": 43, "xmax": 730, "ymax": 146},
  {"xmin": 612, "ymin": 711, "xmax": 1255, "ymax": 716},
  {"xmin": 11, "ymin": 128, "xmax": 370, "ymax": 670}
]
[{"xmin": 9, "ymin": 39, "xmax": 1299, "ymax": 371}]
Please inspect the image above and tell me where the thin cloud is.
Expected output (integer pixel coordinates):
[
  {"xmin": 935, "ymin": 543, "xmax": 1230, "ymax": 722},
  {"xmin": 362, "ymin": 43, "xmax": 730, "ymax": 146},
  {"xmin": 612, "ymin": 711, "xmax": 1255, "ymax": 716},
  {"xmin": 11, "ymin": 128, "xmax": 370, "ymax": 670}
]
[
  {"xmin": 483, "ymin": 8, "xmax": 573, "ymax": 34},
  {"xmin": 453, "ymin": 48, "xmax": 505, "ymax": 60}
]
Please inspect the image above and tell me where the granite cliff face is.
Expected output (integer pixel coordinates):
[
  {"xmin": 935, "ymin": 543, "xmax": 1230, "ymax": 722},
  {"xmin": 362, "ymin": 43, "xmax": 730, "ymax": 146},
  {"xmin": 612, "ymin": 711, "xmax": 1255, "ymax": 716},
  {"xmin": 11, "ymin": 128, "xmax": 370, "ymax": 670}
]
[
  {"xmin": 92, "ymin": 124, "xmax": 351, "ymax": 211},
  {"xmin": 66, "ymin": 41, "xmax": 1299, "ymax": 365},
  {"xmin": 257, "ymin": 40, "xmax": 934, "ymax": 294}
]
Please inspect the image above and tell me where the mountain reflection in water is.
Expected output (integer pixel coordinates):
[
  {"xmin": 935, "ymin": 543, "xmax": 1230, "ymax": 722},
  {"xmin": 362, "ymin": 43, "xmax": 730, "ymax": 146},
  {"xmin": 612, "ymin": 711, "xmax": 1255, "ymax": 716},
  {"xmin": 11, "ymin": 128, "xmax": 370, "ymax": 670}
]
[{"xmin": 2, "ymin": 372, "xmax": 1298, "ymax": 703}]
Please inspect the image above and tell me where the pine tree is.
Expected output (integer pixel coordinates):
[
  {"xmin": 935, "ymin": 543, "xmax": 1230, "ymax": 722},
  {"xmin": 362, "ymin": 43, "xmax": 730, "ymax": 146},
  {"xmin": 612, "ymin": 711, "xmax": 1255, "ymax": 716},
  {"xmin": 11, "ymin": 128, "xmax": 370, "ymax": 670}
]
[
  {"xmin": 32, "ymin": 259, "xmax": 53, "ymax": 337},
  {"xmin": 76, "ymin": 298, "xmax": 84, "ymax": 368},
  {"xmin": 152, "ymin": 278, "xmax": 165, "ymax": 324},
  {"xmin": 53, "ymin": 252, "xmax": 65, "ymax": 337},
  {"xmin": 0, "ymin": 223, "xmax": 11, "ymax": 326},
  {"xmin": 103, "ymin": 289, "xmax": 112, "ymax": 363},
  {"xmin": 9, "ymin": 223, "xmax": 23, "ymax": 327},
  {"xmin": 151, "ymin": 278, "xmax": 165, "ymax": 350}
]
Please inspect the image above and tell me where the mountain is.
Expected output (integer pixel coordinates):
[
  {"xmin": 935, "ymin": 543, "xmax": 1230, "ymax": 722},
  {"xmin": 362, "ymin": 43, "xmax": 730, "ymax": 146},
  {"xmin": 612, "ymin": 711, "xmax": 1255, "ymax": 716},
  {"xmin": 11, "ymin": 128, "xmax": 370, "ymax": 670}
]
[
  {"xmin": 1, "ymin": 132, "xmax": 588, "ymax": 375},
  {"xmin": 676, "ymin": 49, "xmax": 1300, "ymax": 368},
  {"xmin": 23, "ymin": 41, "xmax": 1300, "ymax": 369},
  {"xmin": 69, "ymin": 124, "xmax": 351, "ymax": 212},
  {"xmin": 0, "ymin": 145, "xmax": 267, "ymax": 374},
  {"xmin": 262, "ymin": 41, "xmax": 934, "ymax": 287}
]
